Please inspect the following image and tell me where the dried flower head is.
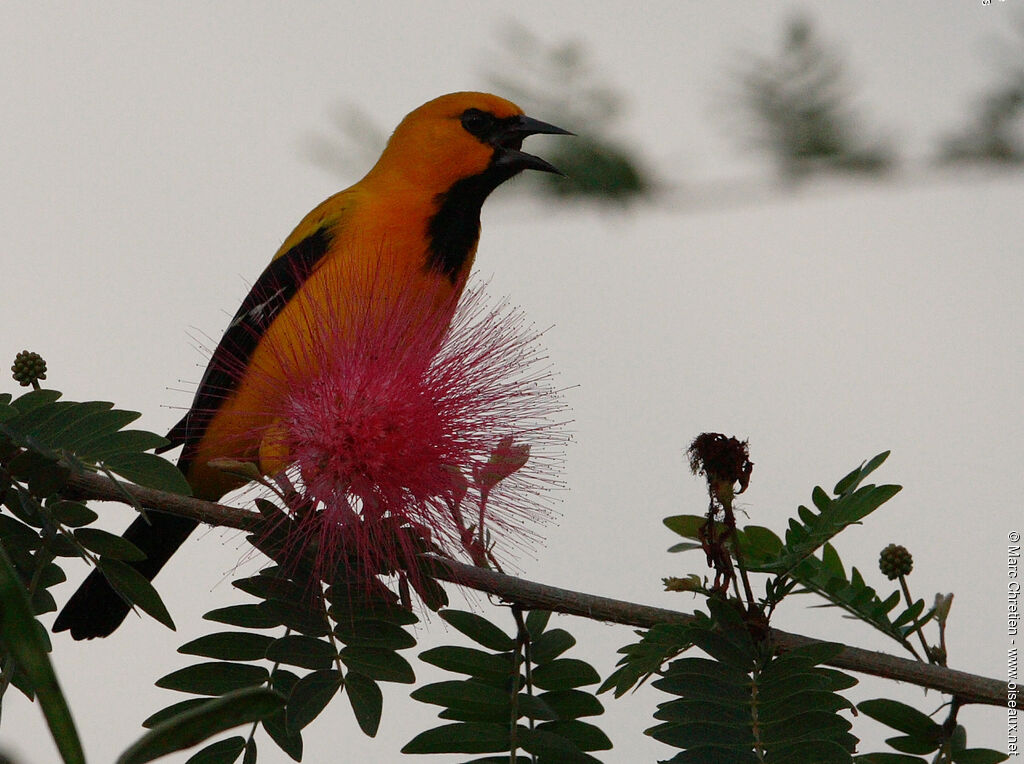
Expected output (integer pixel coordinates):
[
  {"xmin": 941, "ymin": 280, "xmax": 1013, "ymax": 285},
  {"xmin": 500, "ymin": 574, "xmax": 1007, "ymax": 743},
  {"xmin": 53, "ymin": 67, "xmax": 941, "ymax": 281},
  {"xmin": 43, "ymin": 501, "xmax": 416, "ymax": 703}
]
[{"xmin": 688, "ymin": 432, "xmax": 753, "ymax": 500}]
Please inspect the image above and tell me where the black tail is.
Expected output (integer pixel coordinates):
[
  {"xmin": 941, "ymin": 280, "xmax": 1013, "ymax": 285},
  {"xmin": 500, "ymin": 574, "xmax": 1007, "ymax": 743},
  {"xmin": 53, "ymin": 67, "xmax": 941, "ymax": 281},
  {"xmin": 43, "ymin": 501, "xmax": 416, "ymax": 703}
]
[{"xmin": 52, "ymin": 512, "xmax": 198, "ymax": 639}]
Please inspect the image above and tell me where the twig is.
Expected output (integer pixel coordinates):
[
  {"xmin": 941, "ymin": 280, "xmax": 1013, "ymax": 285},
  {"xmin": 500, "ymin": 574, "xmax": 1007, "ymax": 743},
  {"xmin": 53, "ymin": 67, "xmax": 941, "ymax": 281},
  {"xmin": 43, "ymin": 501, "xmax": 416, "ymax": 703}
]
[
  {"xmin": 63, "ymin": 472, "xmax": 1010, "ymax": 707},
  {"xmin": 423, "ymin": 557, "xmax": 1006, "ymax": 707}
]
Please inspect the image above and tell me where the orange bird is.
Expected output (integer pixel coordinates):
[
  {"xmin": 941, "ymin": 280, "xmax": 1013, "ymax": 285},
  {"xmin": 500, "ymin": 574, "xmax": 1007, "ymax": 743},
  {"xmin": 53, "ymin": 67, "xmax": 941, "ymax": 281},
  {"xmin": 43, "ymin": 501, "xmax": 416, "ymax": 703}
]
[{"xmin": 54, "ymin": 92, "xmax": 570, "ymax": 638}]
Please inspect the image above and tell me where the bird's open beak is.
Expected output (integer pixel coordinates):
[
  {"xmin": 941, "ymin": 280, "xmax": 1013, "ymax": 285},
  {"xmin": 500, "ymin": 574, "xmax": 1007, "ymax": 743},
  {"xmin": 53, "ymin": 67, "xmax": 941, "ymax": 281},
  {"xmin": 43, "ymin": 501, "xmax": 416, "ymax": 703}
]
[{"xmin": 493, "ymin": 115, "xmax": 574, "ymax": 176}]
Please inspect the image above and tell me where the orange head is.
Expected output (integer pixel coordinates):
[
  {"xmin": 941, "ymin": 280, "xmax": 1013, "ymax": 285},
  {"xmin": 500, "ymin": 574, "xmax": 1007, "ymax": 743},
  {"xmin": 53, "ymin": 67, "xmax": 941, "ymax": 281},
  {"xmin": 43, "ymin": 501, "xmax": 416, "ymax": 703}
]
[
  {"xmin": 355, "ymin": 92, "xmax": 572, "ymax": 283},
  {"xmin": 364, "ymin": 91, "xmax": 572, "ymax": 198}
]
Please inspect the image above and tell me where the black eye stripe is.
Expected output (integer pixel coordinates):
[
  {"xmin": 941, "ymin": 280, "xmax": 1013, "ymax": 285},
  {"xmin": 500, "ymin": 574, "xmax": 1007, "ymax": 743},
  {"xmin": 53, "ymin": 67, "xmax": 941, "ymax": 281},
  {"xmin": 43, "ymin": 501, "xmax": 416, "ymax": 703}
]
[{"xmin": 460, "ymin": 108, "xmax": 497, "ymax": 138}]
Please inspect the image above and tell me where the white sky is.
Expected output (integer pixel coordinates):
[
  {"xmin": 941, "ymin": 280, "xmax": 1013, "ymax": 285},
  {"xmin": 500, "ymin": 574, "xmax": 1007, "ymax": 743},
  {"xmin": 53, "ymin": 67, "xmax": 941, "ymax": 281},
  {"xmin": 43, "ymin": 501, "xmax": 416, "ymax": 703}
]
[{"xmin": 2, "ymin": 3, "xmax": 1022, "ymax": 762}]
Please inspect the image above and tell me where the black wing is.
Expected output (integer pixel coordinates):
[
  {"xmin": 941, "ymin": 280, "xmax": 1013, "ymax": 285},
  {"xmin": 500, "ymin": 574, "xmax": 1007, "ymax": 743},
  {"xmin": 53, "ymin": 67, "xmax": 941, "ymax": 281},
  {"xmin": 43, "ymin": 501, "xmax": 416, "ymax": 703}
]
[{"xmin": 160, "ymin": 227, "xmax": 334, "ymax": 466}]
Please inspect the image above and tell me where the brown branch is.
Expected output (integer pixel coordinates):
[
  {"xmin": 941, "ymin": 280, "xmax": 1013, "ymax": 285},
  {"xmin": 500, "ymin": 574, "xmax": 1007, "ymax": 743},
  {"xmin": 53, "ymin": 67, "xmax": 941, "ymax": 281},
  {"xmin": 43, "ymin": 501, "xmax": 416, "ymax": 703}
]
[
  {"xmin": 66, "ymin": 472, "xmax": 262, "ymax": 533},
  {"xmin": 425, "ymin": 557, "xmax": 1007, "ymax": 707},
  {"xmin": 65, "ymin": 472, "xmax": 1009, "ymax": 707}
]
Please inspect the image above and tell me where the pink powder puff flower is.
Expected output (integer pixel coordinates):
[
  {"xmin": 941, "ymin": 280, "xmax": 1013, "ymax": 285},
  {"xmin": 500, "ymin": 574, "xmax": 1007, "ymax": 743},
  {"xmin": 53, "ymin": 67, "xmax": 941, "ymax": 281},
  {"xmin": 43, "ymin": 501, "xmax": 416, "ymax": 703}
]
[{"xmin": 238, "ymin": 256, "xmax": 568, "ymax": 594}]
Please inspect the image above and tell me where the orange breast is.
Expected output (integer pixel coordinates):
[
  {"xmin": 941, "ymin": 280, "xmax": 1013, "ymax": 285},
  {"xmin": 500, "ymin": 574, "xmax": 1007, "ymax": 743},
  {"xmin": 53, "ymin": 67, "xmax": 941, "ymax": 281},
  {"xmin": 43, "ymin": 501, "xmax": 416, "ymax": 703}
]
[{"xmin": 186, "ymin": 207, "xmax": 474, "ymax": 501}]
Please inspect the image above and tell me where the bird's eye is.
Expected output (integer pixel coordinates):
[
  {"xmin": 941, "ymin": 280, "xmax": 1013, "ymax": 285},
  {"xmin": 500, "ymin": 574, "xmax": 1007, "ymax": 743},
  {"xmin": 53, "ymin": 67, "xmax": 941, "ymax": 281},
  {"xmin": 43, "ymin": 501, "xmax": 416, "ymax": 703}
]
[{"xmin": 460, "ymin": 108, "xmax": 493, "ymax": 138}]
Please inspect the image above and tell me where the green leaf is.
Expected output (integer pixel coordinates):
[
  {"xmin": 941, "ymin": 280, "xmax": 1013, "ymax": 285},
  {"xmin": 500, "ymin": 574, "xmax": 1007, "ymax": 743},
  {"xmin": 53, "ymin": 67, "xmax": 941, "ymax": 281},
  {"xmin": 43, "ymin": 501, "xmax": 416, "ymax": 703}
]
[
  {"xmin": 408, "ymin": 569, "xmax": 449, "ymax": 611},
  {"xmin": 97, "ymin": 557, "xmax": 175, "ymax": 630},
  {"xmin": 738, "ymin": 525, "xmax": 783, "ymax": 559},
  {"xmin": 52, "ymin": 407, "xmax": 139, "ymax": 453},
  {"xmin": 821, "ymin": 542, "xmax": 846, "ymax": 579},
  {"xmin": 183, "ymin": 736, "xmax": 246, "ymax": 764},
  {"xmin": 746, "ymin": 456, "xmax": 900, "ymax": 582},
  {"xmin": 329, "ymin": 598, "xmax": 419, "ymax": 627},
  {"xmin": 339, "ymin": 646, "xmax": 415, "ymax": 683},
  {"xmin": 81, "ymin": 430, "xmax": 169, "ymax": 462},
  {"xmin": 653, "ymin": 697, "xmax": 749, "ymax": 726},
  {"xmin": 885, "ymin": 735, "xmax": 940, "ymax": 755},
  {"xmin": 0, "ymin": 546, "xmax": 85, "ymax": 764},
  {"xmin": 43, "ymin": 533, "xmax": 79, "ymax": 558},
  {"xmin": 759, "ymin": 669, "xmax": 850, "ymax": 704},
  {"xmin": 8, "ymin": 387, "xmax": 61, "ymax": 410},
  {"xmin": 768, "ymin": 739, "xmax": 854, "ymax": 762},
  {"xmin": 760, "ymin": 709, "xmax": 851, "ymax": 744},
  {"xmin": 261, "ymin": 710, "xmax": 303, "ymax": 762},
  {"xmin": 73, "ymin": 527, "xmax": 147, "ymax": 561},
  {"xmin": 33, "ymin": 561, "xmax": 65, "ymax": 589},
  {"xmin": 531, "ymin": 658, "xmax": 601, "ymax": 690},
  {"xmin": 156, "ymin": 662, "xmax": 269, "ymax": 696},
  {"xmin": 440, "ymin": 609, "xmax": 515, "ymax": 651},
  {"xmin": 7, "ymin": 660, "xmax": 37, "ymax": 700},
  {"xmin": 270, "ymin": 668, "xmax": 300, "ymax": 697},
  {"xmin": 325, "ymin": 579, "xmax": 418, "ymax": 625},
  {"xmin": 857, "ymin": 699, "xmax": 941, "ymax": 737},
  {"xmin": 265, "ymin": 635, "xmax": 337, "ymax": 670},
  {"xmin": 143, "ymin": 699, "xmax": 211, "ymax": 729},
  {"xmin": 436, "ymin": 706, "xmax": 514, "ymax": 724},
  {"xmin": 854, "ymin": 754, "xmax": 928, "ymax": 763},
  {"xmin": 539, "ymin": 689, "xmax": 605, "ymax": 720},
  {"xmin": 514, "ymin": 693, "xmax": 559, "ymax": 722},
  {"xmin": 8, "ymin": 449, "xmax": 69, "ymax": 495},
  {"xmin": 419, "ymin": 645, "xmax": 514, "ymax": 682},
  {"xmin": 4, "ymin": 483, "xmax": 44, "ymax": 526},
  {"xmin": 519, "ymin": 726, "xmax": 595, "ymax": 760},
  {"xmin": 647, "ymin": 717, "xmax": 754, "ymax": 750},
  {"xmin": 104, "ymin": 452, "xmax": 192, "ymax": 495},
  {"xmin": 760, "ymin": 642, "xmax": 845, "ymax": 677},
  {"xmin": 286, "ymin": 669, "xmax": 343, "ymax": 733},
  {"xmin": 232, "ymin": 574, "xmax": 304, "ymax": 603},
  {"xmin": 530, "ymin": 628, "xmax": 576, "ymax": 664},
  {"xmin": 344, "ymin": 671, "xmax": 383, "ymax": 737},
  {"xmin": 411, "ymin": 680, "xmax": 510, "ymax": 714},
  {"xmin": 524, "ymin": 609, "xmax": 551, "ymax": 636},
  {"xmin": 333, "ymin": 618, "xmax": 416, "ymax": 650},
  {"xmin": 31, "ymin": 588, "xmax": 57, "ymax": 616},
  {"xmin": 48, "ymin": 500, "xmax": 98, "ymax": 527},
  {"xmin": 688, "ymin": 628, "xmax": 755, "ymax": 669},
  {"xmin": 178, "ymin": 632, "xmax": 274, "ymax": 662},
  {"xmin": 952, "ymin": 750, "xmax": 1010, "ymax": 764},
  {"xmin": 259, "ymin": 600, "xmax": 330, "ymax": 636},
  {"xmin": 892, "ymin": 599, "xmax": 926, "ymax": 628},
  {"xmin": 663, "ymin": 514, "xmax": 708, "ymax": 540},
  {"xmin": 0, "ymin": 513, "xmax": 41, "ymax": 546},
  {"xmin": 242, "ymin": 737, "xmax": 256, "ymax": 764},
  {"xmin": 403, "ymin": 722, "xmax": 510, "ymax": 754},
  {"xmin": 950, "ymin": 723, "xmax": 968, "ymax": 753},
  {"xmin": 204, "ymin": 604, "xmax": 281, "ymax": 630},
  {"xmin": 117, "ymin": 688, "xmax": 282, "ymax": 764},
  {"xmin": 4, "ymin": 389, "xmax": 63, "ymax": 431},
  {"xmin": 812, "ymin": 485, "xmax": 831, "ymax": 511},
  {"xmin": 834, "ymin": 451, "xmax": 890, "ymax": 495},
  {"xmin": 652, "ymin": 657, "xmax": 752, "ymax": 705},
  {"xmin": 23, "ymin": 401, "xmax": 103, "ymax": 447},
  {"xmin": 536, "ymin": 719, "xmax": 612, "ymax": 752}
]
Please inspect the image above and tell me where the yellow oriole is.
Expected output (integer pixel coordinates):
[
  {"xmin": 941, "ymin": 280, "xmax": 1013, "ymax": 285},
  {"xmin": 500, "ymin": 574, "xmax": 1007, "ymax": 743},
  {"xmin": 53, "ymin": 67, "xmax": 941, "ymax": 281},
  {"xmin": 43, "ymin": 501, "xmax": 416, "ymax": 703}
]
[{"xmin": 54, "ymin": 92, "xmax": 570, "ymax": 639}]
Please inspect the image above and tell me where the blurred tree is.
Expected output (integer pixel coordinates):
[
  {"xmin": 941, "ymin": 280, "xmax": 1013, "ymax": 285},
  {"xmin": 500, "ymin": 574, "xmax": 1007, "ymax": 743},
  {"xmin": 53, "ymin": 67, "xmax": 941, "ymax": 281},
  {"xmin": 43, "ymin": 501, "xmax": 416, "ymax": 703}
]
[
  {"xmin": 729, "ymin": 14, "xmax": 893, "ymax": 183},
  {"xmin": 304, "ymin": 23, "xmax": 652, "ymax": 205},
  {"xmin": 303, "ymin": 104, "xmax": 389, "ymax": 184},
  {"xmin": 483, "ymin": 22, "xmax": 651, "ymax": 204},
  {"xmin": 939, "ymin": 19, "xmax": 1024, "ymax": 165}
]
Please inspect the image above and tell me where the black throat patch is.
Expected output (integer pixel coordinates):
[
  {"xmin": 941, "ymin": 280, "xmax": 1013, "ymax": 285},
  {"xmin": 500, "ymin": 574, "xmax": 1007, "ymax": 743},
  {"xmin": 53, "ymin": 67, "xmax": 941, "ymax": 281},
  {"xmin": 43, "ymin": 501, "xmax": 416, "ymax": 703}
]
[{"xmin": 425, "ymin": 157, "xmax": 520, "ymax": 283}]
